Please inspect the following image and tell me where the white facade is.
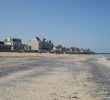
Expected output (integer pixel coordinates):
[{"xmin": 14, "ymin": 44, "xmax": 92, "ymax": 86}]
[{"xmin": 4, "ymin": 37, "xmax": 22, "ymax": 50}]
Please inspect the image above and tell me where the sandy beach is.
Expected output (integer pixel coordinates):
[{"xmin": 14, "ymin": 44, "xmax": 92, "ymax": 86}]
[{"xmin": 0, "ymin": 52, "xmax": 110, "ymax": 100}]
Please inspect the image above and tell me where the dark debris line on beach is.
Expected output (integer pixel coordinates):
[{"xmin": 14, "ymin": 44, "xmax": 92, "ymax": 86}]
[
  {"xmin": 0, "ymin": 56, "xmax": 110, "ymax": 99},
  {"xmin": 83, "ymin": 58, "xmax": 110, "ymax": 99}
]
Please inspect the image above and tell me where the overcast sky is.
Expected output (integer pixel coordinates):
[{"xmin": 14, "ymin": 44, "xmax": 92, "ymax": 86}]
[{"xmin": 0, "ymin": 0, "xmax": 110, "ymax": 52}]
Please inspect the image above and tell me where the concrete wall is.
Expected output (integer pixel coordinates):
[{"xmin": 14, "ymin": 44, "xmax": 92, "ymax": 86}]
[{"xmin": 30, "ymin": 39, "xmax": 40, "ymax": 51}]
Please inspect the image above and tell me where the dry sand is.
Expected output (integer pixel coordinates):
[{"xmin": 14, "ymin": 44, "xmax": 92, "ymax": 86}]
[{"xmin": 0, "ymin": 52, "xmax": 110, "ymax": 100}]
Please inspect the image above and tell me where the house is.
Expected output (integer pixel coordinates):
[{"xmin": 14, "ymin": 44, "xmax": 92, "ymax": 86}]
[
  {"xmin": 4, "ymin": 37, "xmax": 22, "ymax": 51},
  {"xmin": 80, "ymin": 48, "xmax": 85, "ymax": 54},
  {"xmin": 0, "ymin": 41, "xmax": 4, "ymax": 44},
  {"xmin": 80, "ymin": 48, "xmax": 91, "ymax": 54},
  {"xmin": 30, "ymin": 37, "xmax": 42, "ymax": 51},
  {"xmin": 0, "ymin": 41, "xmax": 11, "ymax": 52},
  {"xmin": 30, "ymin": 37, "xmax": 53, "ymax": 52},
  {"xmin": 21, "ymin": 44, "xmax": 31, "ymax": 51},
  {"xmin": 70, "ymin": 47, "xmax": 80, "ymax": 54},
  {"xmin": 52, "ymin": 45, "xmax": 63, "ymax": 54}
]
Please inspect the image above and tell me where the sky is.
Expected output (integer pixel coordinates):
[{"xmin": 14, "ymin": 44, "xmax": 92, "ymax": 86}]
[{"xmin": 0, "ymin": 0, "xmax": 110, "ymax": 52}]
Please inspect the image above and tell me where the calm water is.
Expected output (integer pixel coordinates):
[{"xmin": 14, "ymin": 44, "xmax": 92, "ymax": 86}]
[{"xmin": 101, "ymin": 54, "xmax": 110, "ymax": 58}]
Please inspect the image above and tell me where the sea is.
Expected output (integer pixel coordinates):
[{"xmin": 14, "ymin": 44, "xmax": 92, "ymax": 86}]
[{"xmin": 101, "ymin": 54, "xmax": 110, "ymax": 59}]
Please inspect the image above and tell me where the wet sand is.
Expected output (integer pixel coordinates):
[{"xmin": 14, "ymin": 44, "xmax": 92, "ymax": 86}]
[{"xmin": 0, "ymin": 52, "xmax": 110, "ymax": 100}]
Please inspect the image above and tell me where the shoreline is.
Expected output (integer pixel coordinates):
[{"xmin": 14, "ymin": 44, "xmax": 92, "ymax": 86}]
[{"xmin": 0, "ymin": 52, "xmax": 95, "ymax": 56}]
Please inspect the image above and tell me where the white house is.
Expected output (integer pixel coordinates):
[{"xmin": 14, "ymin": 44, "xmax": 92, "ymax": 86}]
[{"xmin": 4, "ymin": 37, "xmax": 22, "ymax": 50}]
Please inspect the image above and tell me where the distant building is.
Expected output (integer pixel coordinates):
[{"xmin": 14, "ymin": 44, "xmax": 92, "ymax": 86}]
[
  {"xmin": 80, "ymin": 48, "xmax": 85, "ymax": 54},
  {"xmin": 80, "ymin": 48, "xmax": 91, "ymax": 54},
  {"xmin": 21, "ymin": 44, "xmax": 31, "ymax": 51},
  {"xmin": 0, "ymin": 41, "xmax": 4, "ymax": 45},
  {"xmin": 30, "ymin": 37, "xmax": 41, "ymax": 51},
  {"xmin": 30, "ymin": 37, "xmax": 53, "ymax": 52},
  {"xmin": 52, "ymin": 45, "xmax": 63, "ymax": 53},
  {"xmin": 0, "ymin": 41, "xmax": 11, "ymax": 52},
  {"xmin": 4, "ymin": 37, "xmax": 22, "ymax": 51}
]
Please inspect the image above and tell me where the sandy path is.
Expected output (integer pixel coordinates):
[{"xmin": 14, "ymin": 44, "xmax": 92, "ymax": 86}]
[{"xmin": 0, "ymin": 53, "xmax": 110, "ymax": 100}]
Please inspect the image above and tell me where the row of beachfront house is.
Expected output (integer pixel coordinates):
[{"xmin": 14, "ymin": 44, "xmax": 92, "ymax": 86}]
[
  {"xmin": 0, "ymin": 37, "xmax": 53, "ymax": 52},
  {"xmin": 0, "ymin": 37, "xmax": 30, "ymax": 51},
  {"xmin": 0, "ymin": 37, "xmax": 94, "ymax": 54},
  {"xmin": 52, "ymin": 45, "xmax": 94, "ymax": 54}
]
